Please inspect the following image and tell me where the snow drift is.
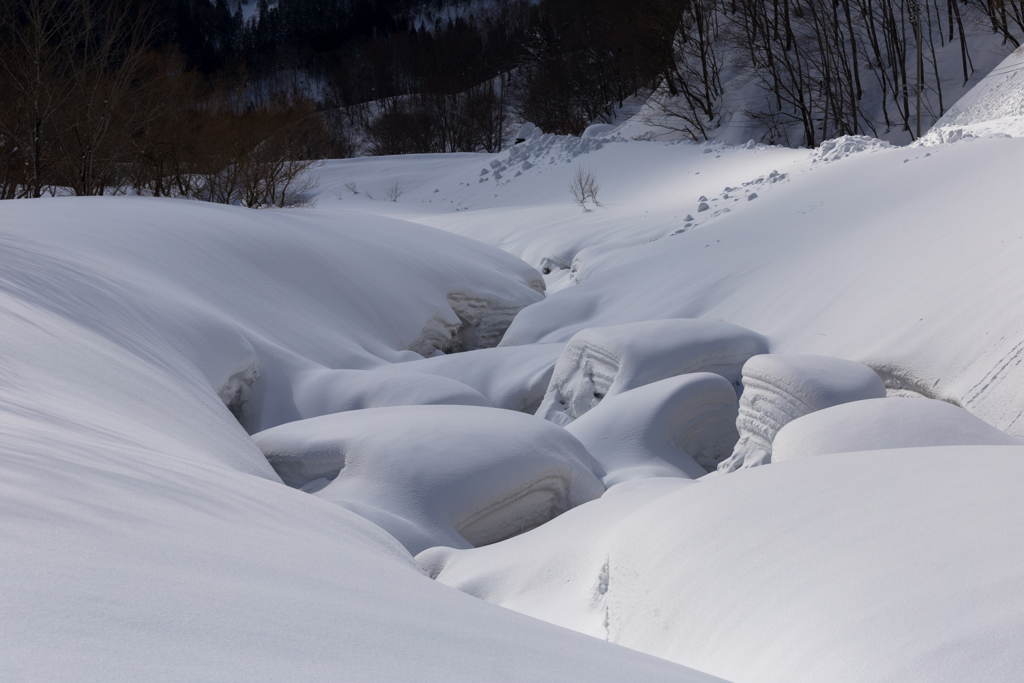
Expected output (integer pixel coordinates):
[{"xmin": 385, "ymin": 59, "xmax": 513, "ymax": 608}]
[
  {"xmin": 254, "ymin": 405, "xmax": 605, "ymax": 554},
  {"xmin": 533, "ymin": 319, "xmax": 767, "ymax": 425},
  {"xmin": 719, "ymin": 354, "xmax": 887, "ymax": 471},
  {"xmin": 565, "ymin": 373, "xmax": 740, "ymax": 483},
  {"xmin": 772, "ymin": 397, "xmax": 1022, "ymax": 461},
  {"xmin": 423, "ymin": 446, "xmax": 1024, "ymax": 683}
]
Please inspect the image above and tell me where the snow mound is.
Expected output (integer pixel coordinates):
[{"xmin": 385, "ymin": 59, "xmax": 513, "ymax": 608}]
[
  {"xmin": 500, "ymin": 128, "xmax": 624, "ymax": 180},
  {"xmin": 385, "ymin": 343, "xmax": 564, "ymax": 413},
  {"xmin": 773, "ymin": 397, "xmax": 1021, "ymax": 461},
  {"xmin": 565, "ymin": 373, "xmax": 739, "ymax": 484},
  {"xmin": 719, "ymin": 354, "xmax": 886, "ymax": 471},
  {"xmin": 423, "ymin": 446, "xmax": 1024, "ymax": 683},
  {"xmin": 812, "ymin": 135, "xmax": 893, "ymax": 163},
  {"xmin": 251, "ymin": 362, "xmax": 491, "ymax": 432},
  {"xmin": 923, "ymin": 46, "xmax": 1024, "ymax": 142},
  {"xmin": 533, "ymin": 319, "xmax": 768, "ymax": 426},
  {"xmin": 253, "ymin": 405, "xmax": 604, "ymax": 554}
]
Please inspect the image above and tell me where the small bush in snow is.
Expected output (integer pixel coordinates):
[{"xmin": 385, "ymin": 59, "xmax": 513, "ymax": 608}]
[
  {"xmin": 569, "ymin": 166, "xmax": 599, "ymax": 210},
  {"xmin": 386, "ymin": 182, "xmax": 403, "ymax": 202}
]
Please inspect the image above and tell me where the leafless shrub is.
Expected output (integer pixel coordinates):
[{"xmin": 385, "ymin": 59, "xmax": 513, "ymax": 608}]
[
  {"xmin": 344, "ymin": 181, "xmax": 358, "ymax": 194},
  {"xmin": 385, "ymin": 181, "xmax": 403, "ymax": 202},
  {"xmin": 569, "ymin": 166, "xmax": 599, "ymax": 210},
  {"xmin": 364, "ymin": 190, "xmax": 374, "ymax": 200}
]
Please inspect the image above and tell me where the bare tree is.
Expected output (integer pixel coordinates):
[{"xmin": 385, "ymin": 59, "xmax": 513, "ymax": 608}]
[
  {"xmin": 570, "ymin": 166, "xmax": 599, "ymax": 210},
  {"xmin": 385, "ymin": 181, "xmax": 403, "ymax": 202},
  {"xmin": 0, "ymin": 0, "xmax": 77, "ymax": 197},
  {"xmin": 51, "ymin": 0, "xmax": 159, "ymax": 196}
]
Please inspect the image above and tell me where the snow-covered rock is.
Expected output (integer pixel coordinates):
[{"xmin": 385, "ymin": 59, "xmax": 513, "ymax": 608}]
[
  {"xmin": 565, "ymin": 373, "xmax": 739, "ymax": 484},
  {"xmin": 719, "ymin": 354, "xmax": 886, "ymax": 471},
  {"xmin": 772, "ymin": 397, "xmax": 1021, "ymax": 461},
  {"xmin": 516, "ymin": 122, "xmax": 538, "ymax": 141},
  {"xmin": 423, "ymin": 445, "xmax": 1024, "ymax": 683},
  {"xmin": 384, "ymin": 343, "xmax": 564, "ymax": 413},
  {"xmin": 253, "ymin": 405, "xmax": 605, "ymax": 554},
  {"xmin": 533, "ymin": 319, "xmax": 768, "ymax": 426},
  {"xmin": 242, "ymin": 351, "xmax": 493, "ymax": 432}
]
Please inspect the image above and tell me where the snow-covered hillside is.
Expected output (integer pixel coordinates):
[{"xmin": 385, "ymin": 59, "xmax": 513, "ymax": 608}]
[{"xmin": 5, "ymin": 48, "xmax": 1024, "ymax": 683}]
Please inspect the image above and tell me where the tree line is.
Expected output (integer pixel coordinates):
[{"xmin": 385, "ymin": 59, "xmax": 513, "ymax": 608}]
[
  {"xmin": 647, "ymin": 0, "xmax": 1021, "ymax": 145},
  {"xmin": 0, "ymin": 0, "xmax": 336, "ymax": 202},
  {"xmin": 1, "ymin": 0, "xmax": 1022, "ymax": 203}
]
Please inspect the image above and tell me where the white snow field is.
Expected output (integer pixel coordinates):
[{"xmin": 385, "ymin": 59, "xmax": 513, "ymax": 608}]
[{"xmin": 7, "ymin": 54, "xmax": 1024, "ymax": 682}]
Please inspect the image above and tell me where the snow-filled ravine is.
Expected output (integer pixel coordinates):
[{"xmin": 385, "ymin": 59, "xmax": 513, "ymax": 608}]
[{"xmin": 5, "ymin": 52, "xmax": 1024, "ymax": 683}]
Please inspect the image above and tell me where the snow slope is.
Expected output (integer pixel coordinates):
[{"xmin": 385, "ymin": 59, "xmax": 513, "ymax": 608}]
[
  {"xmin": 422, "ymin": 446, "xmax": 1024, "ymax": 683},
  {"xmin": 922, "ymin": 45, "xmax": 1024, "ymax": 142},
  {"xmin": 0, "ymin": 197, "xmax": 720, "ymax": 682}
]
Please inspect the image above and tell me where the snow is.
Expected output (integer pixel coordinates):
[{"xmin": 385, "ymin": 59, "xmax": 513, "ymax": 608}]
[
  {"xmin": 922, "ymin": 46, "xmax": 1024, "ymax": 143},
  {"xmin": 8, "ymin": 49, "xmax": 1024, "ymax": 683},
  {"xmin": 533, "ymin": 319, "xmax": 767, "ymax": 425},
  {"xmin": 772, "ymin": 397, "xmax": 1022, "ymax": 462},
  {"xmin": 254, "ymin": 404, "xmax": 604, "ymax": 554},
  {"xmin": 565, "ymin": 373, "xmax": 740, "ymax": 483},
  {"xmin": 383, "ymin": 342, "xmax": 564, "ymax": 413},
  {"xmin": 718, "ymin": 354, "xmax": 887, "ymax": 472},
  {"xmin": 423, "ymin": 446, "xmax": 1024, "ymax": 683},
  {"xmin": 0, "ymin": 196, "xmax": 718, "ymax": 681}
]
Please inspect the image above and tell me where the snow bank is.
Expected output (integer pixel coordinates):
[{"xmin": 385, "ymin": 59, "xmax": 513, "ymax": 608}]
[
  {"xmin": 811, "ymin": 135, "xmax": 893, "ymax": 163},
  {"xmin": 772, "ymin": 397, "xmax": 1021, "ymax": 461},
  {"xmin": 423, "ymin": 446, "xmax": 1024, "ymax": 683},
  {"xmin": 532, "ymin": 319, "xmax": 767, "ymax": 425},
  {"xmin": 719, "ymin": 354, "xmax": 886, "ymax": 471},
  {"xmin": 565, "ymin": 373, "xmax": 739, "ymax": 483},
  {"xmin": 254, "ymin": 405, "xmax": 605, "ymax": 554}
]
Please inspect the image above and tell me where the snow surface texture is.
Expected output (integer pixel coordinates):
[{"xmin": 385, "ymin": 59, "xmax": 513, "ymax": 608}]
[
  {"xmin": 718, "ymin": 354, "xmax": 887, "ymax": 472},
  {"xmin": 565, "ymin": 373, "xmax": 739, "ymax": 484},
  {"xmin": 423, "ymin": 446, "xmax": 1024, "ymax": 683},
  {"xmin": 254, "ymin": 405, "xmax": 604, "ymax": 554},
  {"xmin": 772, "ymin": 397, "xmax": 1022, "ymax": 461},
  {"xmin": 921, "ymin": 46, "xmax": 1024, "ymax": 144},
  {"xmin": 533, "ymin": 319, "xmax": 768, "ymax": 426}
]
